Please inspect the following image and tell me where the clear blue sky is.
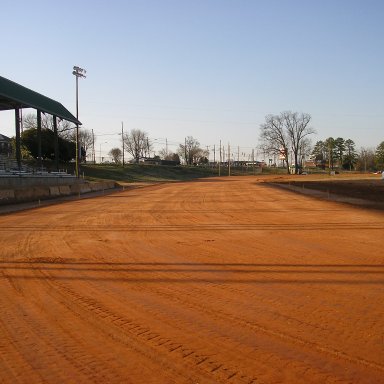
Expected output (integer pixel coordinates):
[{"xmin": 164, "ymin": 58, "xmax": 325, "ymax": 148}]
[{"xmin": 1, "ymin": 0, "xmax": 383, "ymax": 160}]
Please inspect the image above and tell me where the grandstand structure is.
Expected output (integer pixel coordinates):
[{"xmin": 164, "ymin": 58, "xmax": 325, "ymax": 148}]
[{"xmin": 0, "ymin": 76, "xmax": 82, "ymax": 182}]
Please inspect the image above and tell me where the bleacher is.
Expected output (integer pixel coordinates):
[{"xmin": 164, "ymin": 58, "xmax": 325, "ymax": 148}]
[{"xmin": 0, "ymin": 154, "xmax": 73, "ymax": 178}]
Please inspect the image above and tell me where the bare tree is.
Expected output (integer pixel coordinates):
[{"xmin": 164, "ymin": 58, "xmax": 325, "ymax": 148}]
[
  {"xmin": 78, "ymin": 130, "xmax": 93, "ymax": 157},
  {"xmin": 357, "ymin": 147, "xmax": 375, "ymax": 172},
  {"xmin": 158, "ymin": 148, "xmax": 177, "ymax": 161},
  {"xmin": 23, "ymin": 113, "xmax": 73, "ymax": 137},
  {"xmin": 260, "ymin": 111, "xmax": 315, "ymax": 174},
  {"xmin": 122, "ymin": 129, "xmax": 152, "ymax": 163},
  {"xmin": 158, "ymin": 148, "xmax": 172, "ymax": 160},
  {"xmin": 298, "ymin": 137, "xmax": 313, "ymax": 167},
  {"xmin": 259, "ymin": 114, "xmax": 290, "ymax": 173},
  {"xmin": 23, "ymin": 113, "xmax": 47, "ymax": 130},
  {"xmin": 178, "ymin": 136, "xmax": 208, "ymax": 165},
  {"xmin": 59, "ymin": 127, "xmax": 94, "ymax": 162},
  {"xmin": 109, "ymin": 147, "xmax": 122, "ymax": 164},
  {"xmin": 282, "ymin": 111, "xmax": 315, "ymax": 174}
]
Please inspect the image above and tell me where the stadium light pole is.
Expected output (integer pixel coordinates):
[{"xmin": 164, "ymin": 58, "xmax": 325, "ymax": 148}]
[{"xmin": 72, "ymin": 66, "xmax": 86, "ymax": 177}]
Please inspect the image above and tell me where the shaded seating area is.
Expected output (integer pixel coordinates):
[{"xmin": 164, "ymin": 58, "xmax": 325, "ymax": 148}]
[{"xmin": 0, "ymin": 75, "xmax": 81, "ymax": 175}]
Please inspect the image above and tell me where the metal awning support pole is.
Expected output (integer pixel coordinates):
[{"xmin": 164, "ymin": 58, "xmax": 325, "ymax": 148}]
[
  {"xmin": 37, "ymin": 110, "xmax": 42, "ymax": 170},
  {"xmin": 53, "ymin": 116, "xmax": 59, "ymax": 171},
  {"xmin": 15, "ymin": 108, "xmax": 21, "ymax": 170}
]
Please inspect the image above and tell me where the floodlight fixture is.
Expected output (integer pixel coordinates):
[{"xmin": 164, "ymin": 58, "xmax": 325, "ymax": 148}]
[{"xmin": 73, "ymin": 66, "xmax": 87, "ymax": 79}]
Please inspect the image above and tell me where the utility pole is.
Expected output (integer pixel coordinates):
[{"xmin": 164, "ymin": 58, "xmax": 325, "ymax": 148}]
[
  {"xmin": 92, "ymin": 129, "xmax": 95, "ymax": 164},
  {"xmin": 166, "ymin": 138, "xmax": 168, "ymax": 157},
  {"xmin": 72, "ymin": 65, "xmax": 86, "ymax": 177},
  {"xmin": 228, "ymin": 143, "xmax": 231, "ymax": 176},
  {"xmin": 219, "ymin": 140, "xmax": 221, "ymax": 176},
  {"xmin": 121, "ymin": 122, "xmax": 125, "ymax": 166},
  {"xmin": 252, "ymin": 148, "xmax": 255, "ymax": 175}
]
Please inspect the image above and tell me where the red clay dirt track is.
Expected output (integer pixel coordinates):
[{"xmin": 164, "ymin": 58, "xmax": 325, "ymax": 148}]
[{"xmin": 0, "ymin": 176, "xmax": 383, "ymax": 384}]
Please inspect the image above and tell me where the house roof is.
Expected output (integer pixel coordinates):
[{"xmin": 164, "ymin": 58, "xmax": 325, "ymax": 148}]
[
  {"xmin": 0, "ymin": 134, "xmax": 11, "ymax": 142},
  {"xmin": 0, "ymin": 75, "xmax": 80, "ymax": 125}
]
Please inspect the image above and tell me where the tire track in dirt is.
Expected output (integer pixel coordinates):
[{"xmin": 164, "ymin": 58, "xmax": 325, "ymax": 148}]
[
  {"xmin": 146, "ymin": 181, "xmax": 384, "ymax": 380},
  {"xmin": 1, "ymin": 176, "xmax": 383, "ymax": 383},
  {"xmin": 0, "ymin": 271, "xmax": 132, "ymax": 384},
  {"xmin": 105, "ymin": 265, "xmax": 384, "ymax": 380},
  {"xmin": 2, "ymin": 222, "xmax": 384, "ymax": 232},
  {"xmin": 15, "ymin": 257, "xmax": 377, "ymax": 383},
  {"xmin": 0, "ymin": 273, "xmax": 46, "ymax": 384},
  {"xmin": 139, "ymin": 180, "xmax": 384, "ymax": 380},
  {"xmin": 33, "ymin": 268, "xmax": 265, "ymax": 384}
]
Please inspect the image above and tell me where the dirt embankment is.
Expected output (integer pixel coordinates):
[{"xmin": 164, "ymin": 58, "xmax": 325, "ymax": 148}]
[{"xmin": 266, "ymin": 173, "xmax": 384, "ymax": 208}]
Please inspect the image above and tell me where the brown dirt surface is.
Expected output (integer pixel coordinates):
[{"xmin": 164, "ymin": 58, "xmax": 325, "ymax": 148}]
[{"xmin": 0, "ymin": 176, "xmax": 383, "ymax": 383}]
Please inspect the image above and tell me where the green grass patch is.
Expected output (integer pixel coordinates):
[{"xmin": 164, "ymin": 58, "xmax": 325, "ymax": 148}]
[{"xmin": 81, "ymin": 164, "xmax": 219, "ymax": 183}]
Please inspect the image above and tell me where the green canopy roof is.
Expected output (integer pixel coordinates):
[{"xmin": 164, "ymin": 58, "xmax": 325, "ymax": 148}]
[{"xmin": 0, "ymin": 75, "xmax": 81, "ymax": 125}]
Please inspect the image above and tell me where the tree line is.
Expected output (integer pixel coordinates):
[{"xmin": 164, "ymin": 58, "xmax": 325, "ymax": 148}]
[
  {"xmin": 15, "ymin": 115, "xmax": 210, "ymax": 166},
  {"xmin": 109, "ymin": 131, "xmax": 208, "ymax": 166},
  {"xmin": 14, "ymin": 112, "xmax": 384, "ymax": 172},
  {"xmin": 311, "ymin": 138, "xmax": 357, "ymax": 170},
  {"xmin": 258, "ymin": 111, "xmax": 384, "ymax": 173},
  {"xmin": 311, "ymin": 138, "xmax": 384, "ymax": 172}
]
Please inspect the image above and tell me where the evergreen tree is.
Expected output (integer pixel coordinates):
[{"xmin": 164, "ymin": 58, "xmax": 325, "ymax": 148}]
[
  {"xmin": 334, "ymin": 137, "xmax": 345, "ymax": 167},
  {"xmin": 343, "ymin": 139, "xmax": 357, "ymax": 170},
  {"xmin": 375, "ymin": 141, "xmax": 384, "ymax": 170}
]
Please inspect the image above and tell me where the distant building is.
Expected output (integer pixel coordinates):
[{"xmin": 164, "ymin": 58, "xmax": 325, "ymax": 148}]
[{"xmin": 0, "ymin": 134, "xmax": 12, "ymax": 156}]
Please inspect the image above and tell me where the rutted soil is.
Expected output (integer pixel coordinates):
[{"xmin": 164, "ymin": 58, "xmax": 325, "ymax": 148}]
[{"xmin": 0, "ymin": 176, "xmax": 383, "ymax": 383}]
